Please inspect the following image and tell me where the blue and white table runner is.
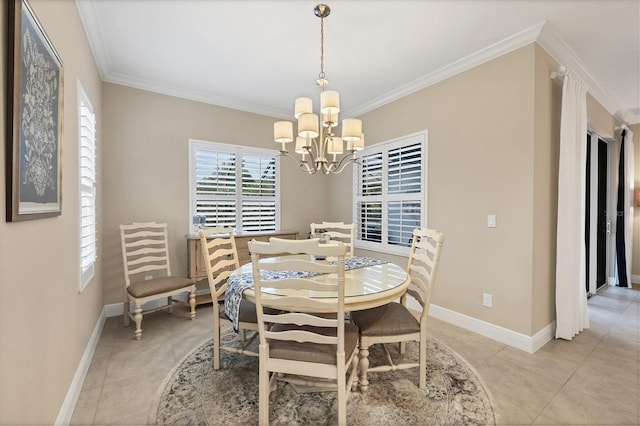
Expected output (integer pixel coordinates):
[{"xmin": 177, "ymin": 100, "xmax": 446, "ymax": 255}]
[{"xmin": 224, "ymin": 256, "xmax": 388, "ymax": 331}]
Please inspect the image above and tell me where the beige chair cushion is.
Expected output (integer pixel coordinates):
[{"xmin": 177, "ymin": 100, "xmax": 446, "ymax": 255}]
[
  {"xmin": 269, "ymin": 323, "xmax": 359, "ymax": 364},
  {"xmin": 216, "ymin": 300, "xmax": 278, "ymax": 323},
  {"xmin": 127, "ymin": 276, "xmax": 193, "ymax": 298},
  {"xmin": 351, "ymin": 302, "xmax": 420, "ymax": 336}
]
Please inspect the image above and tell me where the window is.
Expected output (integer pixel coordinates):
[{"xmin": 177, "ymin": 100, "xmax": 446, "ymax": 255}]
[
  {"xmin": 79, "ymin": 83, "xmax": 96, "ymax": 291},
  {"xmin": 189, "ymin": 140, "xmax": 279, "ymax": 232},
  {"xmin": 354, "ymin": 131, "xmax": 427, "ymax": 255}
]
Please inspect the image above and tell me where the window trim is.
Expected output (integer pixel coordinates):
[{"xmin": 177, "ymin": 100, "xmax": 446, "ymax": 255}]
[
  {"xmin": 353, "ymin": 130, "xmax": 428, "ymax": 257},
  {"xmin": 78, "ymin": 82, "xmax": 97, "ymax": 292},
  {"xmin": 188, "ymin": 139, "xmax": 281, "ymax": 233}
]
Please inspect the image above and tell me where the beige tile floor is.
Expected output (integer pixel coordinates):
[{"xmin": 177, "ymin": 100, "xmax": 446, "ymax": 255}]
[{"xmin": 71, "ymin": 285, "xmax": 640, "ymax": 425}]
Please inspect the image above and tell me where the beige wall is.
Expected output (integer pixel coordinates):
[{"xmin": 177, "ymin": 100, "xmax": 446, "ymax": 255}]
[
  {"xmin": 101, "ymin": 84, "xmax": 331, "ymax": 304},
  {"xmin": 531, "ymin": 44, "xmax": 562, "ymax": 332},
  {"xmin": 0, "ymin": 1, "xmax": 103, "ymax": 423},
  {"xmin": 330, "ymin": 44, "xmax": 539, "ymax": 335},
  {"xmin": 331, "ymin": 43, "xmax": 634, "ymax": 335}
]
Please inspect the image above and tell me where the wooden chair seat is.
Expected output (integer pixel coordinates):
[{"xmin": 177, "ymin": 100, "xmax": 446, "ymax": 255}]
[{"xmin": 214, "ymin": 299, "xmax": 277, "ymax": 323}]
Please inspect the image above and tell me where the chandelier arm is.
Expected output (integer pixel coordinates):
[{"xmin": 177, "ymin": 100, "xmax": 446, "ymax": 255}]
[
  {"xmin": 278, "ymin": 151, "xmax": 316, "ymax": 174},
  {"xmin": 328, "ymin": 152, "xmax": 360, "ymax": 174}
]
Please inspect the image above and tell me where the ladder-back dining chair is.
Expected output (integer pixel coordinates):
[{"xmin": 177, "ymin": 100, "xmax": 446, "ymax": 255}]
[
  {"xmin": 248, "ymin": 238, "xmax": 359, "ymax": 426},
  {"xmin": 199, "ymin": 228, "xmax": 261, "ymax": 369},
  {"xmin": 351, "ymin": 227, "xmax": 444, "ymax": 390},
  {"xmin": 120, "ymin": 222, "xmax": 196, "ymax": 340},
  {"xmin": 310, "ymin": 221, "xmax": 355, "ymax": 257}
]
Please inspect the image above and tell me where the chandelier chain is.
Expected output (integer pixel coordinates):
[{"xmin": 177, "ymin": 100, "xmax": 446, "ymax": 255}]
[{"xmin": 319, "ymin": 15, "xmax": 325, "ymax": 81}]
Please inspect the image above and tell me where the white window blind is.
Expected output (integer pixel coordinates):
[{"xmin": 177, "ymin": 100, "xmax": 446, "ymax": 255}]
[
  {"xmin": 194, "ymin": 150, "xmax": 237, "ymax": 228},
  {"xmin": 190, "ymin": 140, "xmax": 279, "ymax": 233},
  {"xmin": 79, "ymin": 85, "xmax": 96, "ymax": 291},
  {"xmin": 354, "ymin": 132, "xmax": 427, "ymax": 255},
  {"xmin": 241, "ymin": 155, "xmax": 277, "ymax": 232}
]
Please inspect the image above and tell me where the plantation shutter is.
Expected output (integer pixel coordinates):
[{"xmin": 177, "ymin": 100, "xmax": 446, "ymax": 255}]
[
  {"xmin": 357, "ymin": 152, "xmax": 384, "ymax": 242},
  {"xmin": 194, "ymin": 149, "xmax": 237, "ymax": 228},
  {"xmin": 354, "ymin": 132, "xmax": 426, "ymax": 254},
  {"xmin": 241, "ymin": 155, "xmax": 277, "ymax": 232},
  {"xmin": 79, "ymin": 97, "xmax": 96, "ymax": 287},
  {"xmin": 388, "ymin": 143, "xmax": 422, "ymax": 246},
  {"xmin": 190, "ymin": 142, "xmax": 279, "ymax": 232}
]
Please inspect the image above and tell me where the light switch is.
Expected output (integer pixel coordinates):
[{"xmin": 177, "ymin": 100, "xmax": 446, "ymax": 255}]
[{"xmin": 487, "ymin": 215, "xmax": 496, "ymax": 228}]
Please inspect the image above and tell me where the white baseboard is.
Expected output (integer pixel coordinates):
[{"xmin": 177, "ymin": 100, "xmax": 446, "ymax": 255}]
[
  {"xmin": 632, "ymin": 274, "xmax": 640, "ymax": 284},
  {"xmin": 55, "ymin": 307, "xmax": 107, "ymax": 425},
  {"xmin": 427, "ymin": 303, "xmax": 554, "ymax": 353}
]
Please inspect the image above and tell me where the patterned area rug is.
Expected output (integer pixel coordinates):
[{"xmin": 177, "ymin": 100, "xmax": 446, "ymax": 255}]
[{"xmin": 150, "ymin": 329, "xmax": 496, "ymax": 425}]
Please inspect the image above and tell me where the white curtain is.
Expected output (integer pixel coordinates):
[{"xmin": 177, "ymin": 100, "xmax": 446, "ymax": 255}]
[{"xmin": 555, "ymin": 71, "xmax": 589, "ymax": 340}]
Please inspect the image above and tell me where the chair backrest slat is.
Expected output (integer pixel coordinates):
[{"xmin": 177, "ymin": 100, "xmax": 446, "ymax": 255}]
[
  {"xmin": 258, "ymin": 258, "xmax": 337, "ymax": 275},
  {"xmin": 264, "ymin": 329, "xmax": 338, "ymax": 345},
  {"xmin": 127, "ymin": 263, "xmax": 168, "ymax": 276},
  {"xmin": 258, "ymin": 277, "xmax": 337, "ymax": 292},
  {"xmin": 263, "ymin": 312, "xmax": 338, "ymax": 327}
]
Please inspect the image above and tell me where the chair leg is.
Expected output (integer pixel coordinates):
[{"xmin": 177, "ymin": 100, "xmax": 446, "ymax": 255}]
[
  {"xmin": 337, "ymin": 364, "xmax": 347, "ymax": 426},
  {"xmin": 189, "ymin": 290, "xmax": 196, "ymax": 320},
  {"xmin": 123, "ymin": 301, "xmax": 130, "ymax": 327},
  {"xmin": 258, "ymin": 345, "xmax": 269, "ymax": 426},
  {"xmin": 351, "ymin": 346, "xmax": 360, "ymax": 392},
  {"xmin": 419, "ymin": 332, "xmax": 427, "ymax": 389},
  {"xmin": 133, "ymin": 302, "xmax": 143, "ymax": 340},
  {"xmin": 167, "ymin": 296, "xmax": 173, "ymax": 314},
  {"xmin": 213, "ymin": 315, "xmax": 221, "ymax": 370},
  {"xmin": 358, "ymin": 340, "xmax": 370, "ymax": 392}
]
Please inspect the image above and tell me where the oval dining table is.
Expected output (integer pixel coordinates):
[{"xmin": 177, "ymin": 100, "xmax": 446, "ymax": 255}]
[{"xmin": 231, "ymin": 255, "xmax": 410, "ymax": 312}]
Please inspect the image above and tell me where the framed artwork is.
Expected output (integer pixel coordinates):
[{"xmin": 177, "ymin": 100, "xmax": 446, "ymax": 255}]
[{"xmin": 6, "ymin": 0, "xmax": 64, "ymax": 221}]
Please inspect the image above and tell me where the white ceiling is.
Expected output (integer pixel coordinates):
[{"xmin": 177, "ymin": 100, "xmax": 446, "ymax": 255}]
[{"xmin": 76, "ymin": 0, "xmax": 640, "ymax": 124}]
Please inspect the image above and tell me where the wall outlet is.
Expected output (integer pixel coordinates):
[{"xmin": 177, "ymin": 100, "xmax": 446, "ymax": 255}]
[
  {"xmin": 487, "ymin": 214, "xmax": 497, "ymax": 228},
  {"xmin": 145, "ymin": 275, "xmax": 153, "ymax": 281},
  {"xmin": 482, "ymin": 293, "xmax": 493, "ymax": 308}
]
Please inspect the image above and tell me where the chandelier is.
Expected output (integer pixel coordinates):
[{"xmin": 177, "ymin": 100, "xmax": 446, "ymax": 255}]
[{"xmin": 273, "ymin": 4, "xmax": 364, "ymax": 175}]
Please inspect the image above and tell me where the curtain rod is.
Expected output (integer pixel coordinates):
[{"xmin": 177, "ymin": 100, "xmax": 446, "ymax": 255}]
[{"xmin": 550, "ymin": 65, "xmax": 567, "ymax": 80}]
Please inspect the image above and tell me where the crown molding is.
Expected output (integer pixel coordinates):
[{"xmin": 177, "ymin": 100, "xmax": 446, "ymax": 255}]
[
  {"xmin": 537, "ymin": 25, "xmax": 637, "ymax": 125},
  {"xmin": 105, "ymin": 72, "xmax": 288, "ymax": 118},
  {"xmin": 343, "ymin": 22, "xmax": 546, "ymax": 118},
  {"xmin": 75, "ymin": 0, "xmax": 109, "ymax": 81}
]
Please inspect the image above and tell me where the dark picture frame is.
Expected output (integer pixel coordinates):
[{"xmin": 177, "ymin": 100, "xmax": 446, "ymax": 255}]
[{"xmin": 6, "ymin": 0, "xmax": 64, "ymax": 221}]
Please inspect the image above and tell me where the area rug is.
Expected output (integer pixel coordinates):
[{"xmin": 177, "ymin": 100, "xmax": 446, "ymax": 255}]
[{"xmin": 150, "ymin": 329, "xmax": 496, "ymax": 425}]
